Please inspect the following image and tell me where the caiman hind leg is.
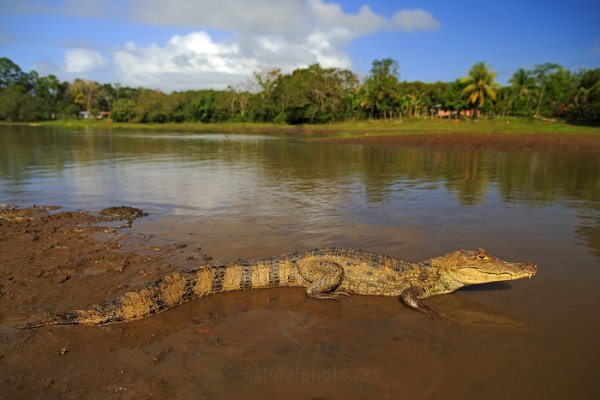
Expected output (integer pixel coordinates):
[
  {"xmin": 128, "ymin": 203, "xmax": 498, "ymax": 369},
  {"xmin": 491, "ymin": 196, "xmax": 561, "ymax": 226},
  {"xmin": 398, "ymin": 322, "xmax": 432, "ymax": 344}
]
[{"xmin": 298, "ymin": 260, "xmax": 349, "ymax": 300}]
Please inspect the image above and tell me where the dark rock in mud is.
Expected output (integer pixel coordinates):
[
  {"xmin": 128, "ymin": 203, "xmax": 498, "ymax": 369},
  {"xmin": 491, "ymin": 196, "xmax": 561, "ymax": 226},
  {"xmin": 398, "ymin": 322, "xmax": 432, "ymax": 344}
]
[{"xmin": 100, "ymin": 206, "xmax": 148, "ymax": 221}]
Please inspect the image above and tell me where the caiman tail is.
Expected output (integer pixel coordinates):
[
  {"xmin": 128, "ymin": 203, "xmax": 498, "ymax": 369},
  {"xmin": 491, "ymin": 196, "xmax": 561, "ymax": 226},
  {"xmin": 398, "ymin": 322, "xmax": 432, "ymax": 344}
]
[
  {"xmin": 17, "ymin": 265, "xmax": 248, "ymax": 329},
  {"xmin": 18, "ymin": 252, "xmax": 299, "ymax": 329}
]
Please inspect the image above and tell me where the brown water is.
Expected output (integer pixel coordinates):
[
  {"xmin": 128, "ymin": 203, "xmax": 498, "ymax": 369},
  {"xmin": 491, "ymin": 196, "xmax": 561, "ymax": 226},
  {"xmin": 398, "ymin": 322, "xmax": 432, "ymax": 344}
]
[{"xmin": 1, "ymin": 126, "xmax": 599, "ymax": 399}]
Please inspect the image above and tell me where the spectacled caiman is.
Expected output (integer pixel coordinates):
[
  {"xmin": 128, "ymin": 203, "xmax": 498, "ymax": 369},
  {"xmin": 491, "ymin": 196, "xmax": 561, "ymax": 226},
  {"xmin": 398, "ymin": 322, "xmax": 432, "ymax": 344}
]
[{"xmin": 18, "ymin": 247, "xmax": 537, "ymax": 329}]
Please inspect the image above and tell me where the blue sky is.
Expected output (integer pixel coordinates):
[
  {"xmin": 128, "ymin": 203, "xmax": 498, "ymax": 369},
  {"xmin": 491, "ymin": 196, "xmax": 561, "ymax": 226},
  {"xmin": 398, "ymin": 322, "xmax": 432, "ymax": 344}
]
[{"xmin": 1, "ymin": 0, "xmax": 598, "ymax": 91}]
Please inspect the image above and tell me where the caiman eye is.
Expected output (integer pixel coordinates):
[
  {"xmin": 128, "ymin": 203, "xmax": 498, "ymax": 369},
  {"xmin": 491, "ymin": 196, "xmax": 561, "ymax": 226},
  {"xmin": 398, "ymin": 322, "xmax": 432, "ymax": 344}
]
[{"xmin": 477, "ymin": 254, "xmax": 489, "ymax": 261}]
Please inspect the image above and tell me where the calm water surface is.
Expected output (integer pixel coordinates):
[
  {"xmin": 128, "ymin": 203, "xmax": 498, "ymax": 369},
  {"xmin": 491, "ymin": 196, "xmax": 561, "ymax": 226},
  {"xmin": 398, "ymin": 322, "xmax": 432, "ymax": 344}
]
[{"xmin": 1, "ymin": 125, "xmax": 599, "ymax": 399}]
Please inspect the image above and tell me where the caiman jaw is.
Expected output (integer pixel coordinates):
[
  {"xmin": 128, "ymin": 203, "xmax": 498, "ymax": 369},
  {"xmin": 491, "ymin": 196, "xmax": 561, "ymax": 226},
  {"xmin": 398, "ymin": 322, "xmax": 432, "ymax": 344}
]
[
  {"xmin": 509, "ymin": 262, "xmax": 538, "ymax": 279},
  {"xmin": 460, "ymin": 261, "xmax": 538, "ymax": 284}
]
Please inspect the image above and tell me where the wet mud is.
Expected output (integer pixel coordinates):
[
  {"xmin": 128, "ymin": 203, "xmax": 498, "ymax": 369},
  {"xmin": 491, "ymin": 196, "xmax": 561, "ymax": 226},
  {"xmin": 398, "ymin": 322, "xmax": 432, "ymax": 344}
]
[
  {"xmin": 0, "ymin": 206, "xmax": 598, "ymax": 399},
  {"xmin": 324, "ymin": 132, "xmax": 600, "ymax": 151}
]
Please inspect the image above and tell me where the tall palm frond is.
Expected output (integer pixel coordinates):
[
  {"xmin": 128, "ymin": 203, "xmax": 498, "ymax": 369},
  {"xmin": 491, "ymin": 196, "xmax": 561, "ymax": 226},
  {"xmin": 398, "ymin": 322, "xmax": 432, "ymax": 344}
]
[
  {"xmin": 509, "ymin": 68, "xmax": 536, "ymax": 98},
  {"xmin": 459, "ymin": 62, "xmax": 499, "ymax": 109}
]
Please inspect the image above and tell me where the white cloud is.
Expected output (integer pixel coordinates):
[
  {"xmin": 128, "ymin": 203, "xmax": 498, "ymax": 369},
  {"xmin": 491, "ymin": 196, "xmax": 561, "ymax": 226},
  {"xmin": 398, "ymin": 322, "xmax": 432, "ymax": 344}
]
[
  {"xmin": 64, "ymin": 48, "xmax": 108, "ymax": 73},
  {"xmin": 19, "ymin": 0, "xmax": 440, "ymax": 91},
  {"xmin": 595, "ymin": 39, "xmax": 600, "ymax": 53},
  {"xmin": 108, "ymin": 0, "xmax": 440, "ymax": 91},
  {"xmin": 131, "ymin": 0, "xmax": 309, "ymax": 37},
  {"xmin": 4, "ymin": 0, "xmax": 442, "ymax": 90},
  {"xmin": 113, "ymin": 32, "xmax": 257, "ymax": 90},
  {"xmin": 306, "ymin": 0, "xmax": 388, "ymax": 34},
  {"xmin": 113, "ymin": 30, "xmax": 356, "ymax": 91},
  {"xmin": 393, "ymin": 9, "xmax": 440, "ymax": 32}
]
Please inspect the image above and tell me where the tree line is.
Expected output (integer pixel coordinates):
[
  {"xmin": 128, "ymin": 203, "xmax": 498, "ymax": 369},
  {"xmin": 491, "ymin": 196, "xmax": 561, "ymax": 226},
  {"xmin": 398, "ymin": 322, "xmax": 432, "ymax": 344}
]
[{"xmin": 1, "ymin": 56, "xmax": 598, "ymax": 125}]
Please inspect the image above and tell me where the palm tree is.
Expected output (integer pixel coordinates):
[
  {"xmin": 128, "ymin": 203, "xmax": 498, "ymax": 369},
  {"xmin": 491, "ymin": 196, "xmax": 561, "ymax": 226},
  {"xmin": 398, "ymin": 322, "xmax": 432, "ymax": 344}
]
[
  {"xmin": 532, "ymin": 63, "xmax": 561, "ymax": 117},
  {"xmin": 509, "ymin": 68, "xmax": 536, "ymax": 116},
  {"xmin": 510, "ymin": 68, "xmax": 535, "ymax": 97},
  {"xmin": 459, "ymin": 63, "xmax": 499, "ymax": 111}
]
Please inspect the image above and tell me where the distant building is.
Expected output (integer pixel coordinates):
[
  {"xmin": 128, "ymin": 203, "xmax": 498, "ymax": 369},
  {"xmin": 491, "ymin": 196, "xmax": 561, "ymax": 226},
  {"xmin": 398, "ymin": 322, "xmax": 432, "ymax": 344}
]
[
  {"xmin": 98, "ymin": 111, "xmax": 111, "ymax": 119},
  {"xmin": 436, "ymin": 108, "xmax": 480, "ymax": 118},
  {"xmin": 78, "ymin": 111, "xmax": 111, "ymax": 119}
]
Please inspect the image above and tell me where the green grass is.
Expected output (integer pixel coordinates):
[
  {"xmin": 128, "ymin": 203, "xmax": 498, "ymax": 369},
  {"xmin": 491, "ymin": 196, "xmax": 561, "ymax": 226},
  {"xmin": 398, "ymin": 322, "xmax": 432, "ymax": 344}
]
[
  {"xmin": 12, "ymin": 119, "xmax": 301, "ymax": 135},
  {"xmin": 305, "ymin": 118, "xmax": 600, "ymax": 138},
  {"xmin": 3, "ymin": 117, "xmax": 599, "ymax": 138}
]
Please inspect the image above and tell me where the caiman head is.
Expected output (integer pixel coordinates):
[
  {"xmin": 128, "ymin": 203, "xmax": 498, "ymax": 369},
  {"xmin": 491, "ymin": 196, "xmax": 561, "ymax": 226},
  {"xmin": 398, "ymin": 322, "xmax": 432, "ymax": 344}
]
[{"xmin": 431, "ymin": 248, "xmax": 538, "ymax": 289}]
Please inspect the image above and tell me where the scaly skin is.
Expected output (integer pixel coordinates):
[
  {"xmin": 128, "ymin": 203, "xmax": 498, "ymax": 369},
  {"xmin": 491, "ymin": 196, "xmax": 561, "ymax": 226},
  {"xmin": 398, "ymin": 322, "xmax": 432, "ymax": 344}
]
[{"xmin": 18, "ymin": 248, "xmax": 537, "ymax": 328}]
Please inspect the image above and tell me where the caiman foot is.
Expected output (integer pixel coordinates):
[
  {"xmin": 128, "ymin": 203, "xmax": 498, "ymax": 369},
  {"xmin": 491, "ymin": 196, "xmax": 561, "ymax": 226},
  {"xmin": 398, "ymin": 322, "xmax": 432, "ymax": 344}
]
[{"xmin": 307, "ymin": 290, "xmax": 350, "ymax": 300}]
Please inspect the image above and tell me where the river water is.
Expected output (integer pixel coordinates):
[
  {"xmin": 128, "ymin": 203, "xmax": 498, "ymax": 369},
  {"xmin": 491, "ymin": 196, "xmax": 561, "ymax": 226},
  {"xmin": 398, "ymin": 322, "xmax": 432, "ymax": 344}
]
[{"xmin": 1, "ymin": 125, "xmax": 599, "ymax": 399}]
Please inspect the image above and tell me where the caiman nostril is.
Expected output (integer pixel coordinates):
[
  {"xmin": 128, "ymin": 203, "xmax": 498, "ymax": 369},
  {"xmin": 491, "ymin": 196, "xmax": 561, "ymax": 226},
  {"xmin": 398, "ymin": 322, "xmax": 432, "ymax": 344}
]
[{"xmin": 526, "ymin": 263, "xmax": 538, "ymax": 276}]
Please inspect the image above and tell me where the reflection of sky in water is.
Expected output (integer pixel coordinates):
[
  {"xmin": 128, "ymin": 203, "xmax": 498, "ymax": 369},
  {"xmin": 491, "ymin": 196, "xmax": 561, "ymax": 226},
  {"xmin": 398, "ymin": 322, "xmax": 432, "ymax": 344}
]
[{"xmin": 1, "ymin": 127, "xmax": 599, "ymax": 261}]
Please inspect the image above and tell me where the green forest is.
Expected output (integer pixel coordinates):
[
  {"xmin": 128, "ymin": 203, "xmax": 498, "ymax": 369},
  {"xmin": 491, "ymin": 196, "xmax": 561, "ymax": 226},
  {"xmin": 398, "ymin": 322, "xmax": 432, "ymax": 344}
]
[{"xmin": 1, "ymin": 56, "xmax": 599, "ymax": 125}]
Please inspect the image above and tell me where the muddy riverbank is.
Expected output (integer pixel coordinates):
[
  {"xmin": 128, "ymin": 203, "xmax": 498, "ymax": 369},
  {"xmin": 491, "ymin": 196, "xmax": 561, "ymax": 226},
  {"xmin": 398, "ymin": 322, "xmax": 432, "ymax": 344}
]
[
  {"xmin": 1, "ymin": 206, "xmax": 599, "ymax": 399},
  {"xmin": 322, "ymin": 132, "xmax": 600, "ymax": 151},
  {"xmin": 0, "ymin": 206, "xmax": 215, "ymax": 398}
]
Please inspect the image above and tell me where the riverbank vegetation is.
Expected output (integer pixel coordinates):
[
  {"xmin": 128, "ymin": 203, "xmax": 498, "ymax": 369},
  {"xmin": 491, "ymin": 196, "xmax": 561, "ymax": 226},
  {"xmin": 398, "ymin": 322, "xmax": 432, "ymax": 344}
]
[
  {"xmin": 9, "ymin": 118, "xmax": 598, "ymax": 137},
  {"xmin": 1, "ymin": 56, "xmax": 599, "ymax": 126}
]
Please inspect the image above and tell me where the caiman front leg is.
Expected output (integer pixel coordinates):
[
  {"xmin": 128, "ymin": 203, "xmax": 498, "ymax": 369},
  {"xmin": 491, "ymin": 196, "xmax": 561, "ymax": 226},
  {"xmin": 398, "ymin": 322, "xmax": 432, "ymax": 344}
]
[
  {"xmin": 400, "ymin": 287, "xmax": 436, "ymax": 317},
  {"xmin": 400, "ymin": 288, "xmax": 456, "ymax": 323},
  {"xmin": 299, "ymin": 260, "xmax": 349, "ymax": 300}
]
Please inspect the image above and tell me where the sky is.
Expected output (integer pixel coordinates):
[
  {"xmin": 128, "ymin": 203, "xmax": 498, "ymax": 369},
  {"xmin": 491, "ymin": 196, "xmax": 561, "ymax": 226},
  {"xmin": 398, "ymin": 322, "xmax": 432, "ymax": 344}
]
[{"xmin": 1, "ymin": 0, "xmax": 599, "ymax": 92}]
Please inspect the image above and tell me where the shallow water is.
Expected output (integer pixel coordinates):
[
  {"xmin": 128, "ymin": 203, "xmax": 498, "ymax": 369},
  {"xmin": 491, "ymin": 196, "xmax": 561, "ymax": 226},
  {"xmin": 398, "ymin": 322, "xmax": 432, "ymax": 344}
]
[{"xmin": 1, "ymin": 125, "xmax": 599, "ymax": 399}]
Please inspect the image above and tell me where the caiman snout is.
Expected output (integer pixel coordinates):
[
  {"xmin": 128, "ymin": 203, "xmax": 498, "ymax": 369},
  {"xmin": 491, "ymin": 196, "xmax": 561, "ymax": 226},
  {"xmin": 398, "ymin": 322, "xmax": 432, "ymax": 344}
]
[{"xmin": 523, "ymin": 262, "xmax": 538, "ymax": 278}]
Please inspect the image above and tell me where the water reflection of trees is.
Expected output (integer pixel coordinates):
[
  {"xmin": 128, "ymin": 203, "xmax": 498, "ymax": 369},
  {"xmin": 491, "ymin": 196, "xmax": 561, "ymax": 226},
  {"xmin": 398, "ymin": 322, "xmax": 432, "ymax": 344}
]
[
  {"xmin": 3, "ymin": 126, "xmax": 600, "ymax": 258},
  {"xmin": 574, "ymin": 206, "xmax": 600, "ymax": 262},
  {"xmin": 2, "ymin": 127, "xmax": 599, "ymax": 207},
  {"xmin": 495, "ymin": 152, "xmax": 600, "ymax": 204}
]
